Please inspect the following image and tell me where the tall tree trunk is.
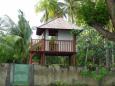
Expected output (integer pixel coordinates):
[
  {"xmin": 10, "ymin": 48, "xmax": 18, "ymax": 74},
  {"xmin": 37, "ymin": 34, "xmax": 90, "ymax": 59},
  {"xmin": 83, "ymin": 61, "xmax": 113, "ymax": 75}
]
[
  {"xmin": 111, "ymin": 41, "xmax": 114, "ymax": 65},
  {"xmin": 104, "ymin": 39, "xmax": 109, "ymax": 68},
  {"xmin": 91, "ymin": 0, "xmax": 115, "ymax": 42},
  {"xmin": 85, "ymin": 42, "xmax": 89, "ymax": 69},
  {"xmin": 85, "ymin": 47, "xmax": 88, "ymax": 66},
  {"xmin": 106, "ymin": 0, "xmax": 115, "ymax": 29},
  {"xmin": 92, "ymin": 24, "xmax": 115, "ymax": 41}
]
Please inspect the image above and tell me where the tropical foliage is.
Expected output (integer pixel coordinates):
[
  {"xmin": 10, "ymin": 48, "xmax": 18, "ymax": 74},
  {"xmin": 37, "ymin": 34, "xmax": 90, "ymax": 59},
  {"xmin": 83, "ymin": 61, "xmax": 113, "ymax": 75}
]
[
  {"xmin": 35, "ymin": 0, "xmax": 64, "ymax": 22},
  {"xmin": 0, "ymin": 10, "xmax": 32, "ymax": 63},
  {"xmin": 76, "ymin": 0, "xmax": 109, "ymax": 26},
  {"xmin": 0, "ymin": 0, "xmax": 115, "ymax": 71},
  {"xmin": 35, "ymin": 0, "xmax": 115, "ymax": 70}
]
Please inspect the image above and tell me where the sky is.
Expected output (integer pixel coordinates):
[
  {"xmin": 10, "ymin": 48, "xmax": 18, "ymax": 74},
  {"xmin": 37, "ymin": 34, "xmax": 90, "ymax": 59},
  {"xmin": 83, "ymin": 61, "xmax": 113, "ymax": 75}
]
[
  {"xmin": 0, "ymin": 0, "xmax": 43, "ymax": 38},
  {"xmin": 0, "ymin": 0, "xmax": 64, "ymax": 39},
  {"xmin": 0, "ymin": 0, "xmax": 42, "ymax": 27}
]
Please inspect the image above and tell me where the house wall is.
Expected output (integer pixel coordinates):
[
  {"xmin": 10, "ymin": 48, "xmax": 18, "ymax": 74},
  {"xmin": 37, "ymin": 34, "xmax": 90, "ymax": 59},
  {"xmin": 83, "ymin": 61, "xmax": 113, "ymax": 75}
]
[
  {"xmin": 45, "ymin": 29, "xmax": 73, "ymax": 40},
  {"xmin": 58, "ymin": 30, "xmax": 73, "ymax": 52},
  {"xmin": 58, "ymin": 30, "xmax": 73, "ymax": 40},
  {"xmin": 45, "ymin": 29, "xmax": 49, "ymax": 40},
  {"xmin": 44, "ymin": 29, "xmax": 74, "ymax": 52}
]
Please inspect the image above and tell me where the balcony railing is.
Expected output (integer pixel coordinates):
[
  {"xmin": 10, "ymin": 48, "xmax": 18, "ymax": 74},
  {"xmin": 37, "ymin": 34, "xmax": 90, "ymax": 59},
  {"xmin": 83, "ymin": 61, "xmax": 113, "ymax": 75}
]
[{"xmin": 30, "ymin": 39, "xmax": 74, "ymax": 52}]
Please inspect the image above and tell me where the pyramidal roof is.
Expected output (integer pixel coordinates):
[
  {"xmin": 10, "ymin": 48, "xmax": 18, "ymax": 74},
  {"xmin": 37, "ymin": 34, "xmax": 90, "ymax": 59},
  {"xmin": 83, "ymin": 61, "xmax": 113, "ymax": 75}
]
[{"xmin": 38, "ymin": 18, "xmax": 79, "ymax": 30}]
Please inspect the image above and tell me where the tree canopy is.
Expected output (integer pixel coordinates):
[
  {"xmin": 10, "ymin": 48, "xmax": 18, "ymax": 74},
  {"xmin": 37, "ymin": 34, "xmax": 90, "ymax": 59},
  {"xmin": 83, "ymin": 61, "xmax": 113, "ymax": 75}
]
[{"xmin": 35, "ymin": 0, "xmax": 64, "ymax": 22}]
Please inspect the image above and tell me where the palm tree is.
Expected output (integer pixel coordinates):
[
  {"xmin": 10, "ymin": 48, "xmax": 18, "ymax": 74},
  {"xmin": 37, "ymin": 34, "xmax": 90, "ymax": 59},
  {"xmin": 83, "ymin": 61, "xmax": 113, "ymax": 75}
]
[
  {"xmin": 9, "ymin": 10, "xmax": 32, "ymax": 63},
  {"xmin": 0, "ymin": 15, "xmax": 20, "ymax": 62},
  {"xmin": 0, "ymin": 34, "xmax": 21, "ymax": 63},
  {"xmin": 0, "ymin": 10, "xmax": 32, "ymax": 63},
  {"xmin": 35, "ymin": 0, "xmax": 64, "ymax": 22},
  {"xmin": 58, "ymin": 0, "xmax": 78, "ymax": 23}
]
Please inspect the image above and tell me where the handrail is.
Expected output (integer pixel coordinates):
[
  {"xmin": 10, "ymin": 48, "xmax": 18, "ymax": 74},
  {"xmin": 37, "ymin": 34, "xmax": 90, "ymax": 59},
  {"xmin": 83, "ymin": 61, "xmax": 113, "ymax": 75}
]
[{"xmin": 30, "ymin": 39, "xmax": 74, "ymax": 52}]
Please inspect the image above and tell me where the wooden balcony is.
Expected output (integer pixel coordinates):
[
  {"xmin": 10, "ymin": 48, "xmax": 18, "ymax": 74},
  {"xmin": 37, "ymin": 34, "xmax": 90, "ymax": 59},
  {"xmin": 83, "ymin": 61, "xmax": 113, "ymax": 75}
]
[{"xmin": 30, "ymin": 39, "xmax": 75, "ymax": 53}]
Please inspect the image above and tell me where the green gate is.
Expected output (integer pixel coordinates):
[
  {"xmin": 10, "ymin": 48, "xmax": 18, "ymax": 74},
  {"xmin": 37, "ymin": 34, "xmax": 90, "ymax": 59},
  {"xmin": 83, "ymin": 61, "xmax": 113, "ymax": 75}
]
[{"xmin": 10, "ymin": 64, "xmax": 33, "ymax": 86}]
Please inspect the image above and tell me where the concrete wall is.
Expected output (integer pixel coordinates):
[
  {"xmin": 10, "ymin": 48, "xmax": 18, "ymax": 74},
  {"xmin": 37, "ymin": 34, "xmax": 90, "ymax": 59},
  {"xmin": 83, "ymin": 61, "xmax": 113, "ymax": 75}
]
[
  {"xmin": 33, "ymin": 65, "xmax": 115, "ymax": 86},
  {"xmin": 0, "ymin": 64, "xmax": 8, "ymax": 86},
  {"xmin": 34, "ymin": 65, "xmax": 98, "ymax": 86},
  {"xmin": 102, "ymin": 73, "xmax": 115, "ymax": 86},
  {"xmin": 1, "ymin": 64, "xmax": 115, "ymax": 86}
]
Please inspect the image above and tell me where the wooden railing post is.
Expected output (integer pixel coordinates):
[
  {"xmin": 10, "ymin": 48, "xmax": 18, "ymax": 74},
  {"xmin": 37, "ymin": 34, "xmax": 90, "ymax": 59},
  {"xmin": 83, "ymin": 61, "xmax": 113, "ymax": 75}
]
[
  {"xmin": 30, "ymin": 38, "xmax": 32, "ymax": 51},
  {"xmin": 42, "ymin": 31, "xmax": 46, "ymax": 64},
  {"xmin": 73, "ymin": 35, "xmax": 76, "ymax": 52},
  {"xmin": 70, "ymin": 35, "xmax": 76, "ymax": 65}
]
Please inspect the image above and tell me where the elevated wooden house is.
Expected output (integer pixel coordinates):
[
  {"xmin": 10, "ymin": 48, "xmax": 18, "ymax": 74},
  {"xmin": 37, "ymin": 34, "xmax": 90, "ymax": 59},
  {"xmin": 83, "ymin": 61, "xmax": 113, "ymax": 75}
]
[{"xmin": 29, "ymin": 18, "xmax": 78, "ymax": 65}]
